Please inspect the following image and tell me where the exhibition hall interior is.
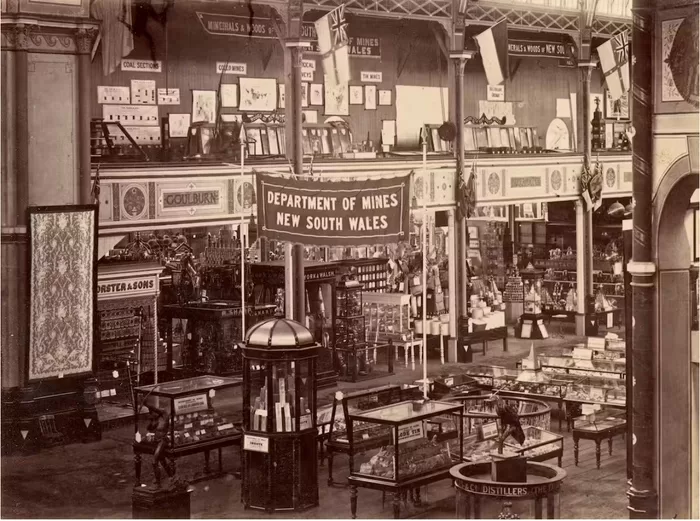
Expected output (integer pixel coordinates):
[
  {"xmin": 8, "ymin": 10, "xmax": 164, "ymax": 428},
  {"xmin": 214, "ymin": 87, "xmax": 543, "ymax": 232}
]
[{"xmin": 1, "ymin": 0, "xmax": 698, "ymax": 518}]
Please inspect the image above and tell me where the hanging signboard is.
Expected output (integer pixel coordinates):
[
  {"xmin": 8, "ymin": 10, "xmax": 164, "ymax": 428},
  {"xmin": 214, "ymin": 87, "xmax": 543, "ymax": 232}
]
[
  {"xmin": 507, "ymin": 40, "xmax": 575, "ymax": 60},
  {"xmin": 256, "ymin": 173, "xmax": 410, "ymax": 246},
  {"xmin": 196, "ymin": 12, "xmax": 381, "ymax": 57}
]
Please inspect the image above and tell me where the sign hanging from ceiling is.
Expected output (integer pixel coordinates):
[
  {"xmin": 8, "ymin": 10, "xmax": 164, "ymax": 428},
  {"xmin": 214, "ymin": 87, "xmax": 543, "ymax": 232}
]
[
  {"xmin": 196, "ymin": 12, "xmax": 381, "ymax": 58},
  {"xmin": 256, "ymin": 173, "xmax": 410, "ymax": 246}
]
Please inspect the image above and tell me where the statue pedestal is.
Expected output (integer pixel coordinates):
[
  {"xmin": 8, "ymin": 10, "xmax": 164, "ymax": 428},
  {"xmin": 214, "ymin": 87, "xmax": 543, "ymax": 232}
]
[
  {"xmin": 132, "ymin": 485, "xmax": 191, "ymax": 519},
  {"xmin": 490, "ymin": 451, "xmax": 527, "ymax": 483}
]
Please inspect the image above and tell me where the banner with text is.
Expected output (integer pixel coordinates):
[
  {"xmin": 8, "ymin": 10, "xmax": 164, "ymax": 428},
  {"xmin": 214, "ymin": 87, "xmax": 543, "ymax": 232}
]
[
  {"xmin": 196, "ymin": 12, "xmax": 381, "ymax": 57},
  {"xmin": 256, "ymin": 173, "xmax": 410, "ymax": 246}
]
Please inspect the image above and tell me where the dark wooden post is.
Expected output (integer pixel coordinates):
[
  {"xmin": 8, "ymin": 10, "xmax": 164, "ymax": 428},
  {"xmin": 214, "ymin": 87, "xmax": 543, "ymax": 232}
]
[{"xmin": 627, "ymin": 0, "xmax": 658, "ymax": 516}]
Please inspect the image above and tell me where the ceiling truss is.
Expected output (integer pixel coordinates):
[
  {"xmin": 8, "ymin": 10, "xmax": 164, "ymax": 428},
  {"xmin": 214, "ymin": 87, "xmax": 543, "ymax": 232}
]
[{"xmin": 294, "ymin": 0, "xmax": 630, "ymax": 37}]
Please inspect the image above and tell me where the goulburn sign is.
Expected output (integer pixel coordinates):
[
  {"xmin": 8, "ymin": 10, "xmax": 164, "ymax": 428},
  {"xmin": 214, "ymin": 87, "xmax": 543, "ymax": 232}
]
[{"xmin": 256, "ymin": 173, "xmax": 410, "ymax": 246}]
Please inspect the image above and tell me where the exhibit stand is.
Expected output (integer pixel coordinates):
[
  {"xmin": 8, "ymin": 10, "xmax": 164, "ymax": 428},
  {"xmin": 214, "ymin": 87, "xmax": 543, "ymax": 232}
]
[{"xmin": 240, "ymin": 312, "xmax": 320, "ymax": 512}]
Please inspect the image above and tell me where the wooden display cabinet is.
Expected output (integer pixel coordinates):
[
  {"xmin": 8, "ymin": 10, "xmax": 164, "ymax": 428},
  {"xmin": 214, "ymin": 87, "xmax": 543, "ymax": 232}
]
[
  {"xmin": 161, "ymin": 302, "xmax": 276, "ymax": 377},
  {"xmin": 132, "ymin": 375, "xmax": 243, "ymax": 486},
  {"xmin": 250, "ymin": 261, "xmax": 339, "ymax": 388},
  {"xmin": 347, "ymin": 400, "xmax": 464, "ymax": 519}
]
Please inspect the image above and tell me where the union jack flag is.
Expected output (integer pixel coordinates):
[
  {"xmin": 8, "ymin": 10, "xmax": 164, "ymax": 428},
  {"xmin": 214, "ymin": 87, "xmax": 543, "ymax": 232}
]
[
  {"xmin": 315, "ymin": 4, "xmax": 350, "ymax": 88},
  {"xmin": 329, "ymin": 5, "xmax": 348, "ymax": 47},
  {"xmin": 596, "ymin": 31, "xmax": 630, "ymax": 102},
  {"xmin": 612, "ymin": 31, "xmax": 629, "ymax": 64}
]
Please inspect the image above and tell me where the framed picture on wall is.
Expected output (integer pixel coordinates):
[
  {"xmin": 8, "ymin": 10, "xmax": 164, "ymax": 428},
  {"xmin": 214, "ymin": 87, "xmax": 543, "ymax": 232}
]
[
  {"xmin": 278, "ymin": 84, "xmax": 285, "ymax": 109},
  {"xmin": 325, "ymin": 82, "xmax": 349, "ymax": 116},
  {"xmin": 350, "ymin": 85, "xmax": 363, "ymax": 105},
  {"xmin": 378, "ymin": 89, "xmax": 392, "ymax": 106},
  {"xmin": 310, "ymin": 83, "xmax": 323, "ymax": 106},
  {"xmin": 301, "ymin": 83, "xmax": 309, "ymax": 108},
  {"xmin": 220, "ymin": 84, "xmax": 238, "ymax": 108},
  {"xmin": 604, "ymin": 89, "xmax": 630, "ymax": 120},
  {"xmin": 365, "ymin": 85, "xmax": 377, "ymax": 110},
  {"xmin": 656, "ymin": 6, "xmax": 699, "ymax": 114},
  {"xmin": 192, "ymin": 90, "xmax": 217, "ymax": 124},
  {"xmin": 239, "ymin": 77, "xmax": 277, "ymax": 112}
]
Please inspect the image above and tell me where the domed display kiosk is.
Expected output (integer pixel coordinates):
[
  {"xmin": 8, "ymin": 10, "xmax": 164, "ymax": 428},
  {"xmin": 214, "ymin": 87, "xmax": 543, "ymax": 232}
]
[{"xmin": 240, "ymin": 312, "xmax": 319, "ymax": 512}]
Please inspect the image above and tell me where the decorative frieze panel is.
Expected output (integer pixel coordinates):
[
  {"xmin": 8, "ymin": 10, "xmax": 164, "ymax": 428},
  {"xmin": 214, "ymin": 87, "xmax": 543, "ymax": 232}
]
[
  {"xmin": 95, "ymin": 155, "xmax": 632, "ymax": 235},
  {"xmin": 1, "ymin": 21, "xmax": 97, "ymax": 54}
]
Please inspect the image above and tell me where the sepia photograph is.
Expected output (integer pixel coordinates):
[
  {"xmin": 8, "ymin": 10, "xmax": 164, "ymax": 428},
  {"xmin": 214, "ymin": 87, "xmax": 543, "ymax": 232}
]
[{"xmin": 0, "ymin": 0, "xmax": 698, "ymax": 520}]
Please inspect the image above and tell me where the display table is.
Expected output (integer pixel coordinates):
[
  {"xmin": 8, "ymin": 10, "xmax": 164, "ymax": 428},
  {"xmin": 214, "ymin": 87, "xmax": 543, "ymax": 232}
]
[
  {"xmin": 457, "ymin": 326, "xmax": 508, "ymax": 363},
  {"xmin": 451, "ymin": 461, "xmax": 567, "ymax": 519},
  {"xmin": 572, "ymin": 417, "xmax": 626, "ymax": 469}
]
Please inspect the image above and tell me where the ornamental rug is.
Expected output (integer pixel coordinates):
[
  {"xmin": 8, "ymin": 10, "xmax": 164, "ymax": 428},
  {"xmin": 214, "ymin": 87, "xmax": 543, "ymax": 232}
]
[{"xmin": 29, "ymin": 207, "xmax": 96, "ymax": 381}]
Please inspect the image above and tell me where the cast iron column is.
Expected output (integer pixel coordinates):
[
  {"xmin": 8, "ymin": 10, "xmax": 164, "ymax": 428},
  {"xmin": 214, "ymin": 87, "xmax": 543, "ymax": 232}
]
[
  {"xmin": 576, "ymin": 11, "xmax": 596, "ymax": 334},
  {"xmin": 1, "ymin": 24, "xmax": 30, "ymax": 388},
  {"xmin": 452, "ymin": 54, "xmax": 467, "ymax": 320},
  {"xmin": 284, "ymin": 0, "xmax": 307, "ymax": 323},
  {"xmin": 76, "ymin": 29, "xmax": 97, "ymax": 204},
  {"xmin": 627, "ymin": 0, "xmax": 658, "ymax": 516}
]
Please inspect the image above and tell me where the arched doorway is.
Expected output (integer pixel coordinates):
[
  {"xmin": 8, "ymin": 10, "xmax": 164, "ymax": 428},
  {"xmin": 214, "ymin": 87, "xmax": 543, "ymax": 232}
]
[{"xmin": 653, "ymin": 155, "xmax": 699, "ymax": 519}]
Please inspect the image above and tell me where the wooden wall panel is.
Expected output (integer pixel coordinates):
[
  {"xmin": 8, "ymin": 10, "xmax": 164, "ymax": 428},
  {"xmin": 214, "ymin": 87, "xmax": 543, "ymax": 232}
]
[
  {"xmin": 28, "ymin": 53, "xmax": 78, "ymax": 206},
  {"xmin": 658, "ymin": 269, "xmax": 692, "ymax": 519},
  {"xmin": 90, "ymin": 2, "xmax": 587, "ymax": 150}
]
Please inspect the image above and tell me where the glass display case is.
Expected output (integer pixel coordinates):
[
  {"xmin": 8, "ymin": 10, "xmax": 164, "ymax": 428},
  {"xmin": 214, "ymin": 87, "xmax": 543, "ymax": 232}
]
[
  {"xmin": 240, "ymin": 314, "xmax": 319, "ymax": 512},
  {"xmin": 347, "ymin": 400, "xmax": 464, "ymax": 519},
  {"xmin": 457, "ymin": 425, "xmax": 564, "ymax": 467},
  {"xmin": 335, "ymin": 281, "xmax": 367, "ymax": 374},
  {"xmin": 363, "ymin": 293, "xmax": 414, "ymax": 342},
  {"xmin": 429, "ymin": 374, "xmax": 482, "ymax": 398},
  {"xmin": 132, "ymin": 375, "xmax": 243, "ymax": 485},
  {"xmin": 461, "ymin": 365, "xmax": 510, "ymax": 388},
  {"xmin": 538, "ymin": 356, "xmax": 626, "ymax": 380},
  {"xmin": 447, "ymin": 395, "xmax": 552, "ymax": 433},
  {"xmin": 572, "ymin": 407, "xmax": 627, "ymax": 468}
]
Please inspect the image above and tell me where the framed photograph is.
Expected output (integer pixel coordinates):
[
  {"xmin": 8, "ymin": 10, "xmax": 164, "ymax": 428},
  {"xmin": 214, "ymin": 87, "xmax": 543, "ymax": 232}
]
[
  {"xmin": 310, "ymin": 83, "xmax": 323, "ymax": 106},
  {"xmin": 239, "ymin": 77, "xmax": 277, "ymax": 112},
  {"xmin": 325, "ymin": 82, "xmax": 349, "ymax": 116},
  {"xmin": 28, "ymin": 205, "xmax": 97, "ymax": 381},
  {"xmin": 301, "ymin": 83, "xmax": 309, "ymax": 108},
  {"xmin": 302, "ymin": 110, "xmax": 318, "ymax": 124},
  {"xmin": 350, "ymin": 85, "xmax": 363, "ymax": 105},
  {"xmin": 192, "ymin": 90, "xmax": 217, "ymax": 124},
  {"xmin": 513, "ymin": 127, "xmax": 522, "ymax": 150},
  {"xmin": 475, "ymin": 128, "xmax": 488, "ymax": 149},
  {"xmin": 168, "ymin": 113, "xmax": 191, "ymax": 138},
  {"xmin": 245, "ymin": 127, "xmax": 263, "ymax": 156},
  {"xmin": 378, "ymin": 89, "xmax": 392, "ymax": 106},
  {"xmin": 278, "ymin": 84, "xmax": 285, "ymax": 109},
  {"xmin": 604, "ymin": 89, "xmax": 630, "ymax": 120},
  {"xmin": 365, "ymin": 85, "xmax": 377, "ymax": 110},
  {"xmin": 464, "ymin": 128, "xmax": 476, "ymax": 151},
  {"xmin": 220, "ymin": 84, "xmax": 238, "ymax": 108}
]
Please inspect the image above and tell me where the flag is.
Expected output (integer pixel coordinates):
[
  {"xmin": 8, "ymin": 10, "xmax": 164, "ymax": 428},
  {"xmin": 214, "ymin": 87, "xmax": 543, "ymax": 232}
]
[
  {"xmin": 473, "ymin": 19, "xmax": 509, "ymax": 86},
  {"xmin": 597, "ymin": 31, "xmax": 630, "ymax": 102},
  {"xmin": 456, "ymin": 161, "xmax": 477, "ymax": 220},
  {"xmin": 91, "ymin": 164, "xmax": 101, "ymax": 203},
  {"xmin": 315, "ymin": 5, "xmax": 350, "ymax": 89},
  {"xmin": 581, "ymin": 158, "xmax": 603, "ymax": 211}
]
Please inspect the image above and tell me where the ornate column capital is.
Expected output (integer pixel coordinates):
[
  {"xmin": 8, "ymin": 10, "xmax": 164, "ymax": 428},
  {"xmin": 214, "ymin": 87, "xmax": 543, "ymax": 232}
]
[
  {"xmin": 6, "ymin": 23, "xmax": 31, "ymax": 50},
  {"xmin": 450, "ymin": 50, "xmax": 477, "ymax": 77},
  {"xmin": 75, "ymin": 28, "xmax": 99, "ymax": 55}
]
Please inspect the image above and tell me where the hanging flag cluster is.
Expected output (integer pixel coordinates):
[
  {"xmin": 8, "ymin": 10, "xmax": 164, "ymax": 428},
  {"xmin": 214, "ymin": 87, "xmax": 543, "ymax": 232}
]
[
  {"xmin": 315, "ymin": 4, "xmax": 350, "ymax": 89},
  {"xmin": 581, "ymin": 157, "xmax": 604, "ymax": 212},
  {"xmin": 597, "ymin": 31, "xmax": 630, "ymax": 102},
  {"xmin": 474, "ymin": 19, "xmax": 509, "ymax": 87},
  {"xmin": 456, "ymin": 161, "xmax": 477, "ymax": 221}
]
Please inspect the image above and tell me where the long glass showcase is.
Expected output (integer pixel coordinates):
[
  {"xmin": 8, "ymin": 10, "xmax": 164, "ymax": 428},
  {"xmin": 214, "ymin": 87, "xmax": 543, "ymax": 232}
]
[
  {"xmin": 348, "ymin": 400, "xmax": 463, "ymax": 481},
  {"xmin": 132, "ymin": 375, "xmax": 243, "ymax": 485}
]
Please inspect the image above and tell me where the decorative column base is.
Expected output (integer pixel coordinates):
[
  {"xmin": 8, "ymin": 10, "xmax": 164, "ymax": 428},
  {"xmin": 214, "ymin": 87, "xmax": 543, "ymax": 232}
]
[{"xmin": 627, "ymin": 485, "xmax": 658, "ymax": 519}]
